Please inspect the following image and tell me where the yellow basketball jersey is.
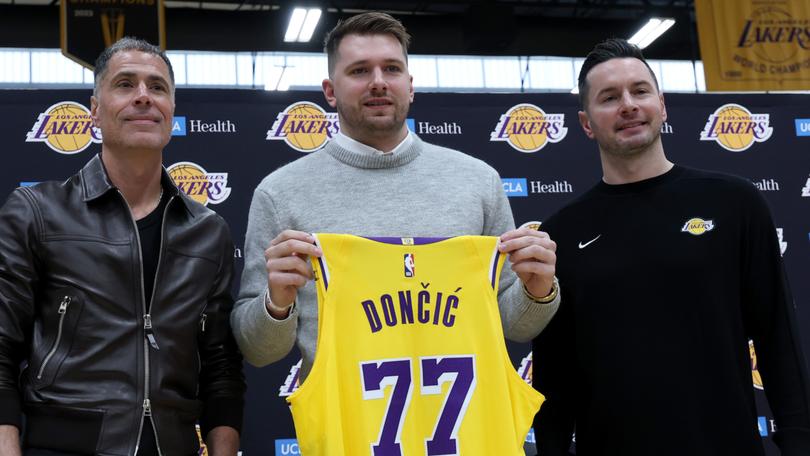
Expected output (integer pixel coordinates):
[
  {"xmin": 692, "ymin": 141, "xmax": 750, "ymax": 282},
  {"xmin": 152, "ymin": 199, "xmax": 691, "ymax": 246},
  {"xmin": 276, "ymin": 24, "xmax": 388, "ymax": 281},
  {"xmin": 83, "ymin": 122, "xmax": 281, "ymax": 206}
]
[{"xmin": 288, "ymin": 234, "xmax": 544, "ymax": 456}]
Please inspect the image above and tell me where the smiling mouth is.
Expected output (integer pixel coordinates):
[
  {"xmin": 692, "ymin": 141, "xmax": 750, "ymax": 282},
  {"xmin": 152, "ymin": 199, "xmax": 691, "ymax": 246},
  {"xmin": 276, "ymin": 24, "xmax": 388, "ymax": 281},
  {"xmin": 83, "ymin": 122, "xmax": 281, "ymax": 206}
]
[
  {"xmin": 125, "ymin": 117, "xmax": 160, "ymax": 124},
  {"xmin": 364, "ymin": 99, "xmax": 392, "ymax": 107},
  {"xmin": 618, "ymin": 121, "xmax": 646, "ymax": 131}
]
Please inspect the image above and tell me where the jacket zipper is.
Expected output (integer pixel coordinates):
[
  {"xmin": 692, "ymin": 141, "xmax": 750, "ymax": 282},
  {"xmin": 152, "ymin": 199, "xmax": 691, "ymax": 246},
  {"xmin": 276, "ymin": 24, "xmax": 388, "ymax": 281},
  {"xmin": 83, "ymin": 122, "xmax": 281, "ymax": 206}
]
[
  {"xmin": 36, "ymin": 295, "xmax": 72, "ymax": 380},
  {"xmin": 196, "ymin": 313, "xmax": 207, "ymax": 396},
  {"xmin": 125, "ymin": 189, "xmax": 173, "ymax": 456}
]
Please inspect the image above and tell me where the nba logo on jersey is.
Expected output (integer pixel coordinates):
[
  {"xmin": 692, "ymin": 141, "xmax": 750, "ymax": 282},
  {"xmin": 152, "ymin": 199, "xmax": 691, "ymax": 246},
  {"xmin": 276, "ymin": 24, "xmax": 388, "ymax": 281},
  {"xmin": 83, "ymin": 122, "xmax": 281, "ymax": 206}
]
[{"xmin": 404, "ymin": 253, "xmax": 415, "ymax": 277}]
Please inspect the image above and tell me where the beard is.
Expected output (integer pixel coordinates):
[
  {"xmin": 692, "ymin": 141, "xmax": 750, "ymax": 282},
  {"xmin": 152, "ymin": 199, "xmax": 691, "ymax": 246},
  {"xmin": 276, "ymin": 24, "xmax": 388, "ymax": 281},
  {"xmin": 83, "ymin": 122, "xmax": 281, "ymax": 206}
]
[
  {"xmin": 599, "ymin": 120, "xmax": 663, "ymax": 157},
  {"xmin": 335, "ymin": 97, "xmax": 410, "ymax": 139}
]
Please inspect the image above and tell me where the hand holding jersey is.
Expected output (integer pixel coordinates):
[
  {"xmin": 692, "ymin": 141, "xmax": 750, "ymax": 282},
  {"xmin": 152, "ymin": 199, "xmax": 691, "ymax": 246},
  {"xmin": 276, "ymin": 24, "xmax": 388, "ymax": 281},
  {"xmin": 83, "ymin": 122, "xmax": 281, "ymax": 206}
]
[
  {"xmin": 264, "ymin": 228, "xmax": 557, "ymax": 317},
  {"xmin": 499, "ymin": 227, "xmax": 557, "ymax": 298},
  {"xmin": 264, "ymin": 230, "xmax": 322, "ymax": 317}
]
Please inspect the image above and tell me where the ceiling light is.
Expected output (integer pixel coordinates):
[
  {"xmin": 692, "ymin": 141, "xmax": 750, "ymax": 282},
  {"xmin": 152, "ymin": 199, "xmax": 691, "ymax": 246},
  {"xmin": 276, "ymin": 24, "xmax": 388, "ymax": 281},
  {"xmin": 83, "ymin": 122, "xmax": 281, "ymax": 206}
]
[
  {"xmin": 628, "ymin": 18, "xmax": 675, "ymax": 49},
  {"xmin": 284, "ymin": 8, "xmax": 322, "ymax": 43}
]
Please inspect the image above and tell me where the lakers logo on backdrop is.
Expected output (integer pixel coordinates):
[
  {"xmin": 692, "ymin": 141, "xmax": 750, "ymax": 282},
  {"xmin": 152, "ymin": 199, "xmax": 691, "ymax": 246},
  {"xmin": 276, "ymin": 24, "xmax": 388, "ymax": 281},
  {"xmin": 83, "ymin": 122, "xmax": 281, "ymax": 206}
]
[
  {"xmin": 519, "ymin": 221, "xmax": 543, "ymax": 231},
  {"xmin": 490, "ymin": 104, "xmax": 567, "ymax": 153},
  {"xmin": 167, "ymin": 162, "xmax": 231, "ymax": 206},
  {"xmin": 681, "ymin": 218, "xmax": 714, "ymax": 236},
  {"xmin": 26, "ymin": 102, "xmax": 101, "ymax": 154},
  {"xmin": 278, "ymin": 359, "xmax": 302, "ymax": 397},
  {"xmin": 750, "ymin": 340, "xmax": 763, "ymax": 390},
  {"xmin": 267, "ymin": 102, "xmax": 339, "ymax": 153},
  {"xmin": 518, "ymin": 352, "xmax": 533, "ymax": 385},
  {"xmin": 699, "ymin": 104, "xmax": 772, "ymax": 152}
]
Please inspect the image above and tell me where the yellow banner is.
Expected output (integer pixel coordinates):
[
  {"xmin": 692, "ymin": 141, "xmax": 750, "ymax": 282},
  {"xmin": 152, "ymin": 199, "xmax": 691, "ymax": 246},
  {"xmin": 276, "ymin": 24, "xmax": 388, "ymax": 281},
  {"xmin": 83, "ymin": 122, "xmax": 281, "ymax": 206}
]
[{"xmin": 695, "ymin": 0, "xmax": 810, "ymax": 91}]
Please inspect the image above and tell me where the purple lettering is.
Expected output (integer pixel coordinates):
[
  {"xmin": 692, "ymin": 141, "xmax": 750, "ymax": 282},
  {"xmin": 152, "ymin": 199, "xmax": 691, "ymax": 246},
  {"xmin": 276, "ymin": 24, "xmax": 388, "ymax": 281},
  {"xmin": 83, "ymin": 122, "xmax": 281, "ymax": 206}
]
[
  {"xmin": 442, "ymin": 295, "xmax": 458, "ymax": 327},
  {"xmin": 273, "ymin": 114, "xmax": 289, "ymax": 136},
  {"xmin": 432, "ymin": 292, "xmax": 443, "ymax": 326},
  {"xmin": 381, "ymin": 294, "xmax": 397, "ymax": 327},
  {"xmin": 418, "ymin": 291, "xmax": 430, "ymax": 324},
  {"xmin": 361, "ymin": 300, "xmax": 382, "ymax": 333},
  {"xmin": 398, "ymin": 291, "xmax": 414, "ymax": 325}
]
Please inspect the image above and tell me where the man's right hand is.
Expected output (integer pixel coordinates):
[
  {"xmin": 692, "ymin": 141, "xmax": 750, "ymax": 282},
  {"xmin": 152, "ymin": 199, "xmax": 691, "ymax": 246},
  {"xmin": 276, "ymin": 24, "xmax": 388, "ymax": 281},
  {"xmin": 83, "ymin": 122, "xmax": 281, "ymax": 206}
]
[
  {"xmin": 264, "ymin": 230, "xmax": 322, "ymax": 318},
  {"xmin": 0, "ymin": 425, "xmax": 21, "ymax": 456}
]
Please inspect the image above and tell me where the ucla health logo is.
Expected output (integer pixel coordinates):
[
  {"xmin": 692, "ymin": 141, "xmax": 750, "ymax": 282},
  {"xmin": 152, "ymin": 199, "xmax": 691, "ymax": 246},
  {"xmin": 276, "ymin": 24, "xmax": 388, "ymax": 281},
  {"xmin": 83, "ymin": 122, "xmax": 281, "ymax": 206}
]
[
  {"xmin": 796, "ymin": 119, "xmax": 810, "ymax": 137},
  {"xmin": 502, "ymin": 178, "xmax": 528, "ymax": 197},
  {"xmin": 406, "ymin": 118, "xmax": 462, "ymax": 135},
  {"xmin": 699, "ymin": 104, "xmax": 772, "ymax": 152},
  {"xmin": 267, "ymin": 102, "xmax": 339, "ymax": 153},
  {"xmin": 275, "ymin": 439, "xmax": 301, "ymax": 455},
  {"xmin": 171, "ymin": 116, "xmax": 186, "ymax": 136},
  {"xmin": 26, "ymin": 101, "xmax": 101, "ymax": 154},
  {"xmin": 490, "ymin": 104, "xmax": 567, "ymax": 153},
  {"xmin": 167, "ymin": 162, "xmax": 231, "ymax": 206}
]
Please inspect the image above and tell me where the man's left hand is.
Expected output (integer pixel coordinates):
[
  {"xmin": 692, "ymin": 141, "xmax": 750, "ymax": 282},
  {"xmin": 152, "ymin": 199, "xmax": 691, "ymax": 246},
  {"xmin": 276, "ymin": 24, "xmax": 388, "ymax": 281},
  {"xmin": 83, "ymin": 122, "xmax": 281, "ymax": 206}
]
[{"xmin": 499, "ymin": 228, "xmax": 557, "ymax": 299}]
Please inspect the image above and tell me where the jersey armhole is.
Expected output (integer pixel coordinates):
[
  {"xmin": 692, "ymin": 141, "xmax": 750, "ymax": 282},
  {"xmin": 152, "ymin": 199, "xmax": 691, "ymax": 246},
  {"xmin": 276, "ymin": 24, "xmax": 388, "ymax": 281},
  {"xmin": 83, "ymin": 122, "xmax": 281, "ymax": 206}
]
[
  {"xmin": 488, "ymin": 239, "xmax": 506, "ymax": 293},
  {"xmin": 291, "ymin": 233, "xmax": 336, "ymax": 403}
]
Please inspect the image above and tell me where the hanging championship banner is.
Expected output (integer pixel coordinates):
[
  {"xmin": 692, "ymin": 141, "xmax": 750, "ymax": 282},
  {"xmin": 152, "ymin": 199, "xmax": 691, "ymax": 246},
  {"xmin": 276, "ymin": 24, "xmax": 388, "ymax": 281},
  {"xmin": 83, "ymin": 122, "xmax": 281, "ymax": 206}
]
[
  {"xmin": 695, "ymin": 0, "xmax": 810, "ymax": 91},
  {"xmin": 60, "ymin": 0, "xmax": 166, "ymax": 70}
]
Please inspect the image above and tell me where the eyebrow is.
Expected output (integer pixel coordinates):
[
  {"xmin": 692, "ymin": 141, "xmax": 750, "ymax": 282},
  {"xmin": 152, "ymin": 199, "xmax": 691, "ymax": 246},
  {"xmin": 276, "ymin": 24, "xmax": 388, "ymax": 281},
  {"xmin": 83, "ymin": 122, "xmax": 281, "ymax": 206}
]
[
  {"xmin": 110, "ymin": 71, "xmax": 170, "ymax": 85},
  {"xmin": 594, "ymin": 80, "xmax": 653, "ymax": 98},
  {"xmin": 345, "ymin": 58, "xmax": 406, "ymax": 69}
]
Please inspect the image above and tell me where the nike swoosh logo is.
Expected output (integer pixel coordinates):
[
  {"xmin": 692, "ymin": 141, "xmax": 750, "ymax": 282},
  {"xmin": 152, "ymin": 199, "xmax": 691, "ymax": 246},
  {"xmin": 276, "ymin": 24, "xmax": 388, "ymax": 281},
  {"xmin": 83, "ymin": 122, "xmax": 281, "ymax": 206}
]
[{"xmin": 578, "ymin": 235, "xmax": 601, "ymax": 249}]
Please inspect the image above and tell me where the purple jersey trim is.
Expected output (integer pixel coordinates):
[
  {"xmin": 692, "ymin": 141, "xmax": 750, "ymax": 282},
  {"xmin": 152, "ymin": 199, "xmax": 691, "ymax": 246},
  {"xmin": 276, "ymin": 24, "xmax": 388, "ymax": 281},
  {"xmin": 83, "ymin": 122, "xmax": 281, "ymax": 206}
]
[
  {"xmin": 362, "ymin": 236, "xmax": 449, "ymax": 245},
  {"xmin": 317, "ymin": 255, "xmax": 329, "ymax": 290},
  {"xmin": 490, "ymin": 251, "xmax": 501, "ymax": 289}
]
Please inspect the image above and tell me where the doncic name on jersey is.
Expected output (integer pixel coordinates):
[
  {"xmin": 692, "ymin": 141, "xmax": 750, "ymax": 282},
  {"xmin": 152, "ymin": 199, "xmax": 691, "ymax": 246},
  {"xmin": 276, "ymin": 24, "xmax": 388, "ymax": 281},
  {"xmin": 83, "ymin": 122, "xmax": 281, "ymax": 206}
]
[
  {"xmin": 267, "ymin": 101, "xmax": 340, "ymax": 153},
  {"xmin": 699, "ymin": 103, "xmax": 772, "ymax": 152},
  {"xmin": 26, "ymin": 101, "xmax": 102, "ymax": 154},
  {"xmin": 490, "ymin": 103, "xmax": 567, "ymax": 153},
  {"xmin": 167, "ymin": 161, "xmax": 232, "ymax": 206}
]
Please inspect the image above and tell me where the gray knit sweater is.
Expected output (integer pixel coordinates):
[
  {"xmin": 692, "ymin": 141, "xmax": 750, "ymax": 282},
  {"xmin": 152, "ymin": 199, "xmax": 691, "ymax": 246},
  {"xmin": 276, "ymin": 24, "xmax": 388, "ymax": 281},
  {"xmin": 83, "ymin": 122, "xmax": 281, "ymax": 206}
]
[{"xmin": 232, "ymin": 135, "xmax": 559, "ymax": 379}]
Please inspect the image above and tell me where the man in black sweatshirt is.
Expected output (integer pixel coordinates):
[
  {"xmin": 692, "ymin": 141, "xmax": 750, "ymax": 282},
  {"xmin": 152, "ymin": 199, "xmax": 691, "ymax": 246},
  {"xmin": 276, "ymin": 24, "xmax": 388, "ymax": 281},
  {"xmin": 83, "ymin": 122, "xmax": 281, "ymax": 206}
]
[{"xmin": 532, "ymin": 38, "xmax": 810, "ymax": 456}]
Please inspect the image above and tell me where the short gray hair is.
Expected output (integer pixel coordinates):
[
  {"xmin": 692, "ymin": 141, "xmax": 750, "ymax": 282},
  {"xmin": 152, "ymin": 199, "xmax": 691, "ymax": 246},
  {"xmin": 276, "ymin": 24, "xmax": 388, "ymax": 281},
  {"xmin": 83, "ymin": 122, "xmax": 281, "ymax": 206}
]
[{"xmin": 93, "ymin": 37, "xmax": 174, "ymax": 96}]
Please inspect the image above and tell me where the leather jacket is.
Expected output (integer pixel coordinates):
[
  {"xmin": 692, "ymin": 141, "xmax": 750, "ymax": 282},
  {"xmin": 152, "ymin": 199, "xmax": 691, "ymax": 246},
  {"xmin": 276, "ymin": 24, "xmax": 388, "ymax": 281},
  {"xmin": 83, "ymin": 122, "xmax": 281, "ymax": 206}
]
[{"xmin": 0, "ymin": 155, "xmax": 245, "ymax": 455}]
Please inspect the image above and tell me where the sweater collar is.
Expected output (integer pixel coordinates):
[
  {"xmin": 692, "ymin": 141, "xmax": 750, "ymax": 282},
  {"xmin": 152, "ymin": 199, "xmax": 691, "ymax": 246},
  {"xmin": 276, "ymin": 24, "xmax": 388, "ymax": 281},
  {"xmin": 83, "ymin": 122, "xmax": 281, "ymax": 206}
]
[
  {"xmin": 333, "ymin": 131, "xmax": 414, "ymax": 156},
  {"xmin": 325, "ymin": 133, "xmax": 422, "ymax": 169}
]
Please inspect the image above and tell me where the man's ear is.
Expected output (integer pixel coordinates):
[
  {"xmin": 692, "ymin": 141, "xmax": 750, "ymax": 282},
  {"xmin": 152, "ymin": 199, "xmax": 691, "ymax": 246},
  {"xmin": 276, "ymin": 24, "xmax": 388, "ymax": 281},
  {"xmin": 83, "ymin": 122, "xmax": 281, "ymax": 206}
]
[
  {"xmin": 90, "ymin": 95, "xmax": 100, "ymax": 127},
  {"xmin": 322, "ymin": 79, "xmax": 337, "ymax": 108},
  {"xmin": 578, "ymin": 110, "xmax": 595, "ymax": 140}
]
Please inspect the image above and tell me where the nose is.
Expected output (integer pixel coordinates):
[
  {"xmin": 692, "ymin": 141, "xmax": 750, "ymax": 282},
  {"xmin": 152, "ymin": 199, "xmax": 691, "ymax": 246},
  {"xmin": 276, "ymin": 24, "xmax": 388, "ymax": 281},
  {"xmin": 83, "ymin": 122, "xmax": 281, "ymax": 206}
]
[
  {"xmin": 369, "ymin": 67, "xmax": 388, "ymax": 92},
  {"xmin": 133, "ymin": 82, "xmax": 152, "ymax": 106},
  {"xmin": 618, "ymin": 91, "xmax": 638, "ymax": 114}
]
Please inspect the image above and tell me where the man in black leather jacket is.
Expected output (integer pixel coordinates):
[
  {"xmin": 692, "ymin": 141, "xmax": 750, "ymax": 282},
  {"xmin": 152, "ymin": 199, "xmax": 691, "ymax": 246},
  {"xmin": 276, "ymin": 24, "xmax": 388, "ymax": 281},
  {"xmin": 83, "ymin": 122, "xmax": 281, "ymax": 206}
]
[{"xmin": 0, "ymin": 38, "xmax": 245, "ymax": 456}]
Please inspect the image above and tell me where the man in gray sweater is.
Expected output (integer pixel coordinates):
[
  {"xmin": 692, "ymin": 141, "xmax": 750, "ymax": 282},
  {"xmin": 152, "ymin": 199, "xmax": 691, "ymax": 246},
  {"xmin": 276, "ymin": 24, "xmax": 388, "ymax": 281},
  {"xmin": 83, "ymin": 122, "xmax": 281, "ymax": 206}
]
[{"xmin": 231, "ymin": 12, "xmax": 560, "ymax": 381}]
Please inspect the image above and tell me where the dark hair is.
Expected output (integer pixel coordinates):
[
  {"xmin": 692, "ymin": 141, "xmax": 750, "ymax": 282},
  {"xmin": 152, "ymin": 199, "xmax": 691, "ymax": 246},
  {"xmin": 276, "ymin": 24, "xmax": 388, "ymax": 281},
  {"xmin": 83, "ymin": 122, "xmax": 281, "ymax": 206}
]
[
  {"xmin": 93, "ymin": 37, "xmax": 174, "ymax": 96},
  {"xmin": 323, "ymin": 12, "xmax": 411, "ymax": 76},
  {"xmin": 577, "ymin": 38, "xmax": 658, "ymax": 108}
]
